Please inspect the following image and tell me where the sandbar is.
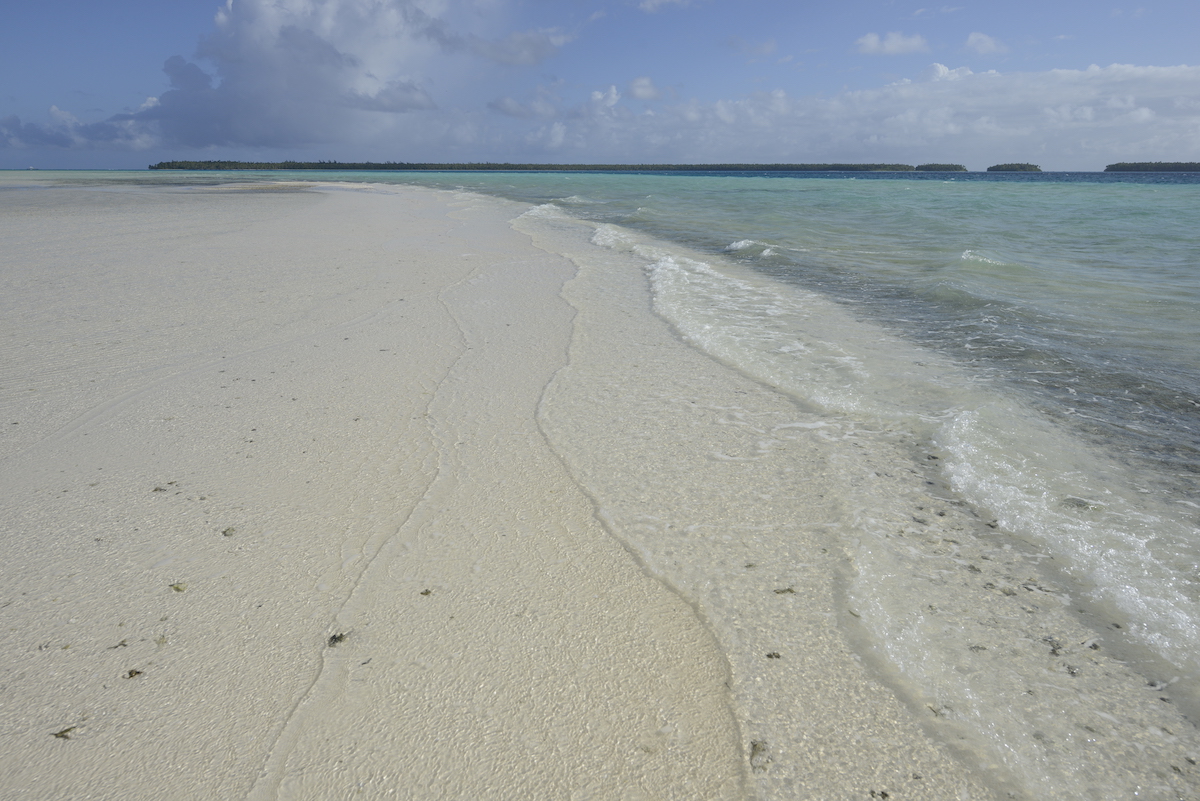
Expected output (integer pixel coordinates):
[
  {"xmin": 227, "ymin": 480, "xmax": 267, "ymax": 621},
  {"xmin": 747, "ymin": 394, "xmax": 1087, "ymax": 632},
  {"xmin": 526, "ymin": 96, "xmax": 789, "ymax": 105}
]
[{"xmin": 0, "ymin": 181, "xmax": 987, "ymax": 799}]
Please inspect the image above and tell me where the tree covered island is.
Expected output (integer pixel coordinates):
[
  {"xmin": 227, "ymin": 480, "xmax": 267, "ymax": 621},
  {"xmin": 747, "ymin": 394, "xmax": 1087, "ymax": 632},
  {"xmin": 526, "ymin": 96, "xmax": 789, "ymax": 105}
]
[
  {"xmin": 149, "ymin": 160, "xmax": 928, "ymax": 172},
  {"xmin": 986, "ymin": 163, "xmax": 1042, "ymax": 172},
  {"xmin": 1104, "ymin": 162, "xmax": 1200, "ymax": 172}
]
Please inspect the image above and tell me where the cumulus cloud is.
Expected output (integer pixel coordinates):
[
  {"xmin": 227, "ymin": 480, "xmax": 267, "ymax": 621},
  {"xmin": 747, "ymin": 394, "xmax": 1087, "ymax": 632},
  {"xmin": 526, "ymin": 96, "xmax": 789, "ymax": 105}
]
[
  {"xmin": 1, "ymin": 115, "xmax": 75, "ymax": 149},
  {"xmin": 630, "ymin": 76, "xmax": 662, "ymax": 100},
  {"xmin": 5, "ymin": 0, "xmax": 568, "ymax": 151},
  {"xmin": 857, "ymin": 31, "xmax": 930, "ymax": 55},
  {"xmin": 965, "ymin": 32, "xmax": 1007, "ymax": 54},
  {"xmin": 543, "ymin": 121, "xmax": 567, "ymax": 148},
  {"xmin": 591, "ymin": 85, "xmax": 622, "ymax": 109},
  {"xmin": 1, "ymin": 105, "xmax": 154, "ymax": 150},
  {"xmin": 923, "ymin": 62, "xmax": 975, "ymax": 81}
]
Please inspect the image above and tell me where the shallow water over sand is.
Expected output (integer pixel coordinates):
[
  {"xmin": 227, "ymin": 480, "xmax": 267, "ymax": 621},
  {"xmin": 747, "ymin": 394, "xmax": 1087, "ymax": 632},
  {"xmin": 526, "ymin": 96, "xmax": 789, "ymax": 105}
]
[{"xmin": 513, "ymin": 198, "xmax": 1200, "ymax": 799}]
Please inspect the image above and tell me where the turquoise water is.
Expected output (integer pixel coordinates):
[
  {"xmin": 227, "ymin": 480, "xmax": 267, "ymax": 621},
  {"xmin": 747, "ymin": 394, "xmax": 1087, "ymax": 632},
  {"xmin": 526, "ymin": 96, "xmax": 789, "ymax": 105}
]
[{"xmin": 9, "ymin": 169, "xmax": 1200, "ymax": 795}]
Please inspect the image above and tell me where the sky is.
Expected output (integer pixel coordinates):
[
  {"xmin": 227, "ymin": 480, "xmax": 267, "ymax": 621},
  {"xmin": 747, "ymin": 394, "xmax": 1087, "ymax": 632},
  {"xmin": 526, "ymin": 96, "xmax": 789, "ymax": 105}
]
[{"xmin": 2, "ymin": 0, "xmax": 1198, "ymax": 170}]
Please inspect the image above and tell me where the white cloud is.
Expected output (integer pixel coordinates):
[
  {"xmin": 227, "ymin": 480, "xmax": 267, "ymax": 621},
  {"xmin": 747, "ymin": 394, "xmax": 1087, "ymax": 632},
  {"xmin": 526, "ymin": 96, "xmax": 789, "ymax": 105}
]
[
  {"xmin": 965, "ymin": 32, "xmax": 1007, "ymax": 54},
  {"xmin": 1, "ymin": 105, "xmax": 154, "ymax": 151},
  {"xmin": 528, "ymin": 120, "xmax": 568, "ymax": 149},
  {"xmin": 630, "ymin": 77, "xmax": 662, "ymax": 101},
  {"xmin": 591, "ymin": 85, "xmax": 622, "ymax": 108},
  {"xmin": 5, "ymin": 0, "xmax": 570, "ymax": 151},
  {"xmin": 923, "ymin": 63, "xmax": 974, "ymax": 81},
  {"xmin": 48, "ymin": 106, "xmax": 80, "ymax": 126},
  {"xmin": 857, "ymin": 32, "xmax": 930, "ymax": 55},
  {"xmin": 516, "ymin": 64, "xmax": 1200, "ymax": 170}
]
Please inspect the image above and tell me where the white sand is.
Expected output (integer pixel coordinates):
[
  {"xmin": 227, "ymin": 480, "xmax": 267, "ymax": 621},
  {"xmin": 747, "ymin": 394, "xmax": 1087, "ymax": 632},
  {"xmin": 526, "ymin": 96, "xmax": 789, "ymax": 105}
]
[{"xmin": 0, "ymin": 180, "xmax": 987, "ymax": 799}]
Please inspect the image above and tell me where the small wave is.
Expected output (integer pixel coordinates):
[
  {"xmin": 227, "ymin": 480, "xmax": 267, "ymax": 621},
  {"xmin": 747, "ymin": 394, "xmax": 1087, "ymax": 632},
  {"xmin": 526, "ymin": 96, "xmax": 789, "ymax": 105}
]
[
  {"xmin": 961, "ymin": 249, "xmax": 1007, "ymax": 265},
  {"xmin": 724, "ymin": 239, "xmax": 778, "ymax": 258},
  {"xmin": 591, "ymin": 224, "xmax": 634, "ymax": 249},
  {"xmin": 520, "ymin": 203, "xmax": 569, "ymax": 220}
]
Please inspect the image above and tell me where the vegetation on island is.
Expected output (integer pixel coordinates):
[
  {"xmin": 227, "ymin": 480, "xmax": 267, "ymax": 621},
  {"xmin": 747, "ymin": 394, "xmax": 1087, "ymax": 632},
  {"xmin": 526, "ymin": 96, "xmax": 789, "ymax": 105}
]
[
  {"xmin": 148, "ymin": 160, "xmax": 922, "ymax": 172},
  {"xmin": 1104, "ymin": 162, "xmax": 1200, "ymax": 172},
  {"xmin": 986, "ymin": 163, "xmax": 1042, "ymax": 172},
  {"xmin": 915, "ymin": 164, "xmax": 967, "ymax": 171}
]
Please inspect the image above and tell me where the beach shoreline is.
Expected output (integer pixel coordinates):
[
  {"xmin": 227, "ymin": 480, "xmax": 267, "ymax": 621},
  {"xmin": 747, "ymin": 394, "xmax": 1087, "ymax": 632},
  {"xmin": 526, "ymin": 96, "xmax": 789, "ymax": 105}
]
[
  {"xmin": 0, "ymin": 180, "xmax": 986, "ymax": 799},
  {"xmin": 0, "ymin": 178, "xmax": 1029, "ymax": 799}
]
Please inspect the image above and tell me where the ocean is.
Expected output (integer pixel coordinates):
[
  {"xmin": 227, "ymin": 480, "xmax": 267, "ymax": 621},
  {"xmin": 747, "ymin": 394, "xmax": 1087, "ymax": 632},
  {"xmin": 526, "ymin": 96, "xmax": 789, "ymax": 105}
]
[{"xmin": 8, "ymin": 169, "xmax": 1200, "ymax": 796}]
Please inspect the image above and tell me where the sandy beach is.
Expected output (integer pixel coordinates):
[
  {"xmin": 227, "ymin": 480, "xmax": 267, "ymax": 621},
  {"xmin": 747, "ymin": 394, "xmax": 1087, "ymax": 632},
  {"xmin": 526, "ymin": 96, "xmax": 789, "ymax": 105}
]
[{"xmin": 1, "ymin": 181, "xmax": 990, "ymax": 799}]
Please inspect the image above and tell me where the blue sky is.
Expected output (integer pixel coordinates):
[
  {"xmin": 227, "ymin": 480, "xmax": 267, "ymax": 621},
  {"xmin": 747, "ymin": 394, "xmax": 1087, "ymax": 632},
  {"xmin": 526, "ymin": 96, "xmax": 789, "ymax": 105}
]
[{"xmin": 2, "ymin": 0, "xmax": 1198, "ymax": 170}]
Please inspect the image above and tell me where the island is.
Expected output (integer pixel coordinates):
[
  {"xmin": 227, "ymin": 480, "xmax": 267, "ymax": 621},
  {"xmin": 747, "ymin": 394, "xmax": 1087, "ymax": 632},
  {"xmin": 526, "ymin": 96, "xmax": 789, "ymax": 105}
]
[
  {"xmin": 148, "ymin": 160, "xmax": 921, "ymax": 172},
  {"xmin": 1104, "ymin": 162, "xmax": 1200, "ymax": 172},
  {"xmin": 915, "ymin": 164, "xmax": 967, "ymax": 171},
  {"xmin": 986, "ymin": 163, "xmax": 1041, "ymax": 172}
]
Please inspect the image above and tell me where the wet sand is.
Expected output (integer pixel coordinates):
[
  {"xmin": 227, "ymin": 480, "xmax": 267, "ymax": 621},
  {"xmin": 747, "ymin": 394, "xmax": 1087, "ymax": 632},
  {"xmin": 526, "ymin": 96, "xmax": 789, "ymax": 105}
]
[{"xmin": 0, "ymin": 181, "xmax": 986, "ymax": 799}]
